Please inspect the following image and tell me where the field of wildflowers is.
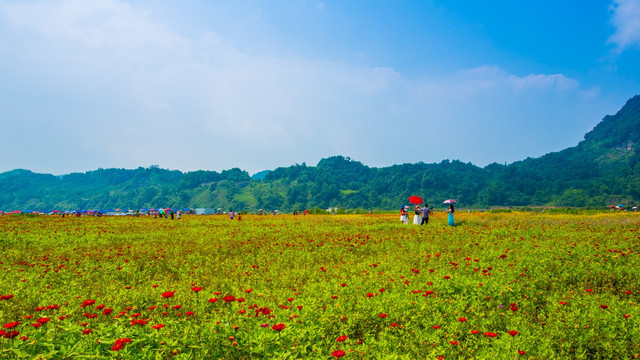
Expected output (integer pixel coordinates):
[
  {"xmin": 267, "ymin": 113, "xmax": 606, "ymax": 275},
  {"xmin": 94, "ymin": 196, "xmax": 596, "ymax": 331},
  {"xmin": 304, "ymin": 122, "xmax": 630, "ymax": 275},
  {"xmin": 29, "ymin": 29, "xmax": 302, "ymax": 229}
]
[{"xmin": 1, "ymin": 211, "xmax": 639, "ymax": 359}]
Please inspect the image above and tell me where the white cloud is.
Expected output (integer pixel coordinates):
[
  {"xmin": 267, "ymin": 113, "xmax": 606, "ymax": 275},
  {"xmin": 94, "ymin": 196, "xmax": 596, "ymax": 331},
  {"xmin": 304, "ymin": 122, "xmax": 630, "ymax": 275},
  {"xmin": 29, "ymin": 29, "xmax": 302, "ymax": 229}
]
[
  {"xmin": 0, "ymin": 0, "xmax": 616, "ymax": 174},
  {"xmin": 510, "ymin": 74, "xmax": 579, "ymax": 92},
  {"xmin": 608, "ymin": 0, "xmax": 640, "ymax": 51}
]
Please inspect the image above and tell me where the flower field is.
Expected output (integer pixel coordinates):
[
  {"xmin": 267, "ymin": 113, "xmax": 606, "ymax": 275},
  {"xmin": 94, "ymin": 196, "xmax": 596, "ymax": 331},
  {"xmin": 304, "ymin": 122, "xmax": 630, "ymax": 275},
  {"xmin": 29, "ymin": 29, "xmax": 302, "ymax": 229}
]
[{"xmin": 1, "ymin": 211, "xmax": 639, "ymax": 359}]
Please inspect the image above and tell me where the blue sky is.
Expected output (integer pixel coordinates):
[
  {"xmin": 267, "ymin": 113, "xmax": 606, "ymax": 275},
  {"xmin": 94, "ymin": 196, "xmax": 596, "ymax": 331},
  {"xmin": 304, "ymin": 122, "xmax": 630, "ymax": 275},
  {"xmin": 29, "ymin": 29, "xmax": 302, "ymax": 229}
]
[{"xmin": 1, "ymin": 0, "xmax": 639, "ymax": 175}]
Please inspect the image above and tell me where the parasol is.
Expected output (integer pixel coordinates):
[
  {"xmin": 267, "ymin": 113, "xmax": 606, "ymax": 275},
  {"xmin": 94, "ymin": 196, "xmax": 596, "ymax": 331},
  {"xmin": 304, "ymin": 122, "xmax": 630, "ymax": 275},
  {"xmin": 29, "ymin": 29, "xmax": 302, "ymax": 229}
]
[{"xmin": 409, "ymin": 196, "xmax": 423, "ymax": 204}]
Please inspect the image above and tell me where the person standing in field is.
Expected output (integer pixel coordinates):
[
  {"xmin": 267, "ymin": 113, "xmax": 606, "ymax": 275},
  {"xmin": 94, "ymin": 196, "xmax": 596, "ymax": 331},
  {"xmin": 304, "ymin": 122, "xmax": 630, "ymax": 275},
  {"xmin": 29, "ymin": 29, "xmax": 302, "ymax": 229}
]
[
  {"xmin": 177, "ymin": 210, "xmax": 182, "ymax": 219},
  {"xmin": 400, "ymin": 205, "xmax": 408, "ymax": 224},
  {"xmin": 229, "ymin": 210, "xmax": 234, "ymax": 220},
  {"xmin": 447, "ymin": 204, "xmax": 455, "ymax": 226},
  {"xmin": 421, "ymin": 203, "xmax": 431, "ymax": 225},
  {"xmin": 413, "ymin": 205, "xmax": 421, "ymax": 225}
]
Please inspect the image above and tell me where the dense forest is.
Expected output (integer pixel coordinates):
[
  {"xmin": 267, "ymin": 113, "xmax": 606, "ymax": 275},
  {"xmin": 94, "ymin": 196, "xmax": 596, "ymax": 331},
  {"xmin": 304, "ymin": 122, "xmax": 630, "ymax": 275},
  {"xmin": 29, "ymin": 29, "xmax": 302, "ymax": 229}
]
[{"xmin": 2, "ymin": 95, "xmax": 639, "ymax": 212}]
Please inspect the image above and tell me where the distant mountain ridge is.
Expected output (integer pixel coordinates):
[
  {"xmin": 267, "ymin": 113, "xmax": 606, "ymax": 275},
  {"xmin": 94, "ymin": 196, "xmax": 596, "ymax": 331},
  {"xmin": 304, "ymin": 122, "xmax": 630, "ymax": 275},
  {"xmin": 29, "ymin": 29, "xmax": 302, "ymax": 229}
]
[{"xmin": 1, "ymin": 95, "xmax": 639, "ymax": 211}]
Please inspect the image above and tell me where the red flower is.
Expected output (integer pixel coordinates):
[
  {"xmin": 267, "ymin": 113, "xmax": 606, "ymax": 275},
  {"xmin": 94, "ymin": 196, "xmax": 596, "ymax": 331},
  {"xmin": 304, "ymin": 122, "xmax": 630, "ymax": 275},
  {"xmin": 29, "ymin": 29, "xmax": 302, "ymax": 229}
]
[
  {"xmin": 508, "ymin": 330, "xmax": 519, "ymax": 336},
  {"xmin": 272, "ymin": 323, "xmax": 286, "ymax": 331},
  {"xmin": 208, "ymin": 298, "xmax": 218, "ymax": 303},
  {"xmin": 287, "ymin": 297, "xmax": 294, "ymax": 302},
  {"xmin": 31, "ymin": 323, "xmax": 42, "ymax": 328},
  {"xmin": 82, "ymin": 328, "xmax": 93, "ymax": 335},
  {"xmin": 103, "ymin": 308, "xmax": 113, "ymax": 316},
  {"xmin": 449, "ymin": 340, "xmax": 459, "ymax": 345},
  {"xmin": 173, "ymin": 304, "xmax": 182, "ymax": 310},
  {"xmin": 378, "ymin": 313, "xmax": 387, "ymax": 318},
  {"xmin": 331, "ymin": 350, "xmax": 346, "ymax": 358},
  {"xmin": 111, "ymin": 338, "xmax": 131, "ymax": 351},
  {"xmin": 560, "ymin": 301, "xmax": 568, "ymax": 305},
  {"xmin": 366, "ymin": 293, "xmax": 374, "ymax": 298},
  {"xmin": 152, "ymin": 324, "xmax": 165, "ymax": 329},
  {"xmin": 36, "ymin": 318, "xmax": 50, "ymax": 324},
  {"xmin": 191, "ymin": 287, "xmax": 202, "ymax": 293},
  {"xmin": 223, "ymin": 295, "xmax": 236, "ymax": 303},
  {"xmin": 2, "ymin": 321, "xmax": 20, "ymax": 329},
  {"xmin": 600, "ymin": 304, "xmax": 608, "ymax": 309},
  {"xmin": 337, "ymin": 335, "xmax": 347, "ymax": 342},
  {"xmin": 432, "ymin": 325, "xmax": 441, "ymax": 329},
  {"xmin": 162, "ymin": 291, "xmax": 176, "ymax": 298},
  {"xmin": 457, "ymin": 317, "xmax": 467, "ymax": 322},
  {"xmin": 624, "ymin": 314, "xmax": 631, "ymax": 319},
  {"xmin": 2, "ymin": 330, "xmax": 19, "ymax": 339},
  {"xmin": 485, "ymin": 332, "xmax": 498, "ymax": 338},
  {"xmin": 518, "ymin": 350, "xmax": 527, "ymax": 355},
  {"xmin": 80, "ymin": 299, "xmax": 95, "ymax": 308},
  {"xmin": 0, "ymin": 294, "xmax": 14, "ymax": 301},
  {"xmin": 443, "ymin": 275, "xmax": 451, "ymax": 279},
  {"xmin": 471, "ymin": 330, "xmax": 480, "ymax": 334}
]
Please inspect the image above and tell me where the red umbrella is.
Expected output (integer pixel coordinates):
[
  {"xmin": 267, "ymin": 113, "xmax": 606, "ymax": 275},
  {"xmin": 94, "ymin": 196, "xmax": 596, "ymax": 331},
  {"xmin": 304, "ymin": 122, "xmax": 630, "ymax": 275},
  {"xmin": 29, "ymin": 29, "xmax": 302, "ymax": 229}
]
[
  {"xmin": 409, "ymin": 196, "xmax": 423, "ymax": 204},
  {"xmin": 443, "ymin": 199, "xmax": 457, "ymax": 204}
]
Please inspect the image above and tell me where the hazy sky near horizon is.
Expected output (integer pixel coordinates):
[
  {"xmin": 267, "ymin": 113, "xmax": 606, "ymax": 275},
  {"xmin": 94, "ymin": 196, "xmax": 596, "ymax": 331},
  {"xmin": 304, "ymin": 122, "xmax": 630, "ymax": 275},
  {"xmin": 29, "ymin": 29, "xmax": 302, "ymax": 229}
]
[{"xmin": 1, "ymin": 0, "xmax": 639, "ymax": 175}]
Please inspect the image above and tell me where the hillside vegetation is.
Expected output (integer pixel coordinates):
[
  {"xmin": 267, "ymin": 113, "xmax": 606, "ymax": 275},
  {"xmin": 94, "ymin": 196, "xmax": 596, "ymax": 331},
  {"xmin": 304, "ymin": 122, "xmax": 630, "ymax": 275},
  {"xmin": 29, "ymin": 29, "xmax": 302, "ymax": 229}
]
[{"xmin": 1, "ymin": 95, "xmax": 639, "ymax": 212}]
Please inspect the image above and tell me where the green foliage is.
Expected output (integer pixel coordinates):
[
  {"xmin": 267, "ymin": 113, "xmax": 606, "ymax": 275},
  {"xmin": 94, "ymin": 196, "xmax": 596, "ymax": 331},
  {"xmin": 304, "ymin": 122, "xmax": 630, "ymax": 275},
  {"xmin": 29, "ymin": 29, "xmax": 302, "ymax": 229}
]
[{"xmin": 1, "ymin": 213, "xmax": 639, "ymax": 358}]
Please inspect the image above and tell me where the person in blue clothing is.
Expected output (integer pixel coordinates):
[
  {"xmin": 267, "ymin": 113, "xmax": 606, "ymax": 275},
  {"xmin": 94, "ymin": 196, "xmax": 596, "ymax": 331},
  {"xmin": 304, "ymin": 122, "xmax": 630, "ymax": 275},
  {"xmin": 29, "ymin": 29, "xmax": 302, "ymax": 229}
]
[
  {"xmin": 447, "ymin": 204, "xmax": 455, "ymax": 226},
  {"xmin": 420, "ymin": 203, "xmax": 431, "ymax": 225}
]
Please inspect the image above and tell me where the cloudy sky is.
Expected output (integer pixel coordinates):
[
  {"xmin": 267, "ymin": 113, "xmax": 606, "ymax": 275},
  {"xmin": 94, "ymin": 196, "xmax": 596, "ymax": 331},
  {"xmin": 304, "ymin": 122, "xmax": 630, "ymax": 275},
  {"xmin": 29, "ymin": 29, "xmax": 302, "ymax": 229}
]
[{"xmin": 1, "ymin": 0, "xmax": 639, "ymax": 175}]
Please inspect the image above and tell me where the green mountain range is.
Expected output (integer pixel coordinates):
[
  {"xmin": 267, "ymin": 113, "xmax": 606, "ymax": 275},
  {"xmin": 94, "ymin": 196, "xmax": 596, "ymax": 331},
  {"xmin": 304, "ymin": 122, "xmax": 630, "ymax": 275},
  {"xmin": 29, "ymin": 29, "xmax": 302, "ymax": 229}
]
[{"xmin": 2, "ymin": 95, "xmax": 639, "ymax": 212}]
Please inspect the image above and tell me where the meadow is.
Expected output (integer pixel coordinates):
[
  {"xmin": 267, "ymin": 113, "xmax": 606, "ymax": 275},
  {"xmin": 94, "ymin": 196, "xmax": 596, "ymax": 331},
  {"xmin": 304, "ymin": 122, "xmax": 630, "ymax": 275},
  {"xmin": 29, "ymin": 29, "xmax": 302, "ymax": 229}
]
[{"xmin": 0, "ymin": 211, "xmax": 639, "ymax": 359}]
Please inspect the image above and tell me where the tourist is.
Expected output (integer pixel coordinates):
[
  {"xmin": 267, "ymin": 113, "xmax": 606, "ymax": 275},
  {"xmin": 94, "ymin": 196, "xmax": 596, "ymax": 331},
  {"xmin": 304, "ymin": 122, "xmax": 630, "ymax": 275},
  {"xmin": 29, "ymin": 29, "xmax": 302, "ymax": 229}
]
[
  {"xmin": 400, "ymin": 205, "xmax": 408, "ymax": 224},
  {"xmin": 413, "ymin": 205, "xmax": 421, "ymax": 225},
  {"xmin": 447, "ymin": 204, "xmax": 455, "ymax": 226},
  {"xmin": 421, "ymin": 203, "xmax": 431, "ymax": 225}
]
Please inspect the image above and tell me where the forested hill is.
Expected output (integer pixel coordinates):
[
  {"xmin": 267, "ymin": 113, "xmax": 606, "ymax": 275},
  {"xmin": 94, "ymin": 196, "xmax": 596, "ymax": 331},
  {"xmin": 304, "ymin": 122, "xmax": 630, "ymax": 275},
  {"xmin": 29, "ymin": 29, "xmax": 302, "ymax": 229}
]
[{"xmin": 2, "ymin": 95, "xmax": 639, "ymax": 212}]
